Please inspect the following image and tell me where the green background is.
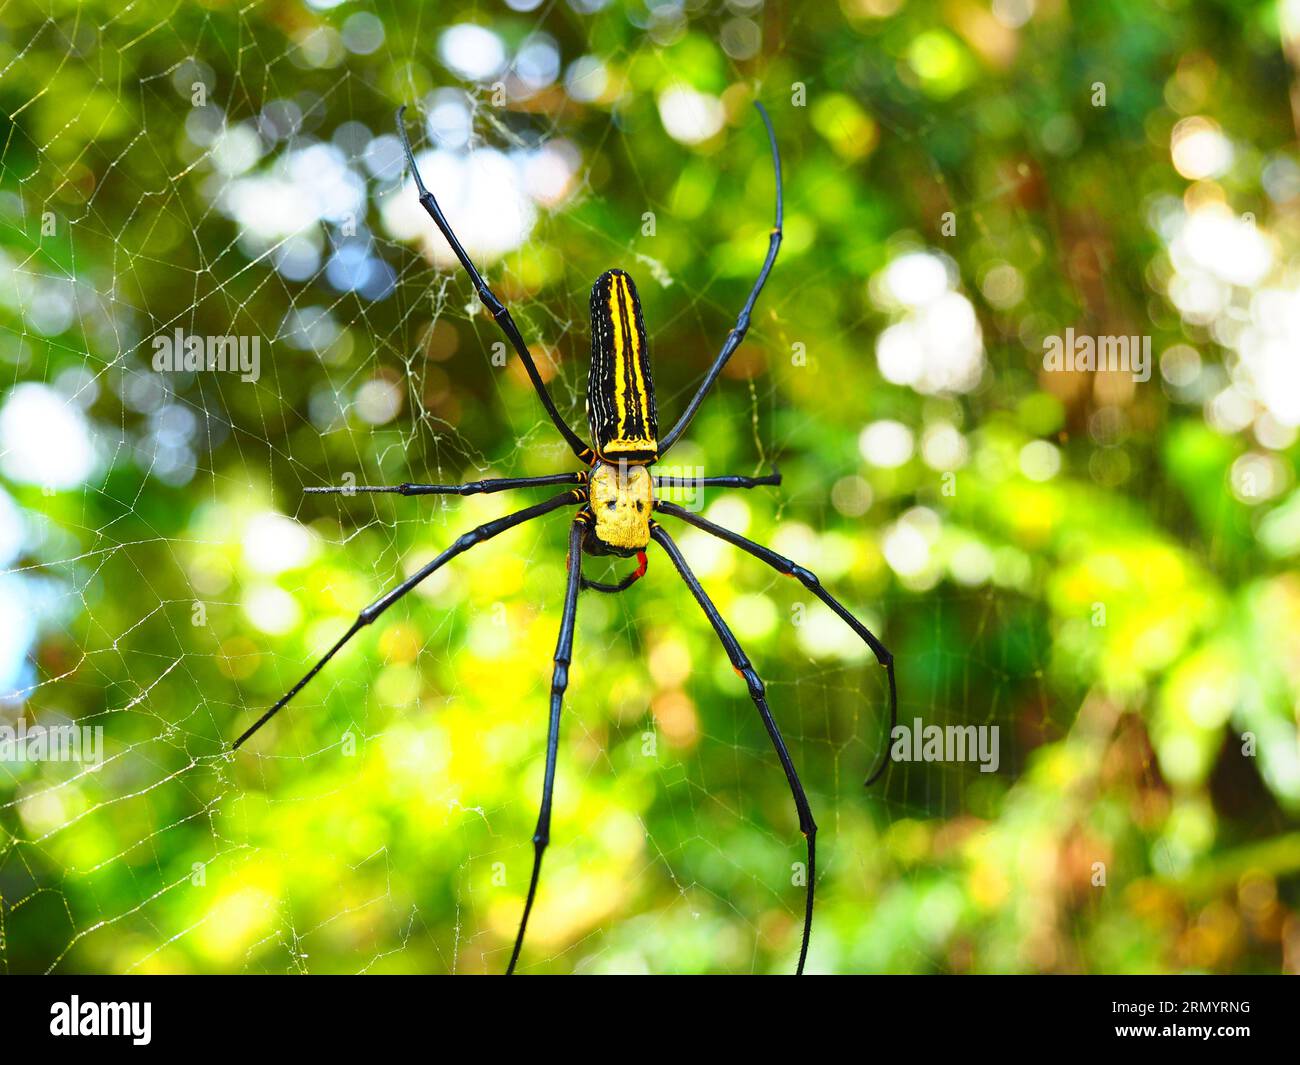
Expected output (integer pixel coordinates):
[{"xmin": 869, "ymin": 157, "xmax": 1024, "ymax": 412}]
[{"xmin": 1, "ymin": 0, "xmax": 1298, "ymax": 974}]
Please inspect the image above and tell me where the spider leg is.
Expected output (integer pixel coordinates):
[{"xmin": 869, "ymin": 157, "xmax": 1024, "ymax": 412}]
[
  {"xmin": 650, "ymin": 522, "xmax": 816, "ymax": 975},
  {"xmin": 507, "ymin": 515, "xmax": 585, "ymax": 974},
  {"xmin": 653, "ymin": 467, "xmax": 780, "ymax": 492},
  {"xmin": 304, "ymin": 472, "xmax": 585, "ymax": 497},
  {"xmin": 580, "ymin": 550, "xmax": 648, "ymax": 593},
  {"xmin": 658, "ymin": 103, "xmax": 782, "ymax": 457},
  {"xmin": 657, "ymin": 500, "xmax": 896, "ymax": 785},
  {"xmin": 396, "ymin": 106, "xmax": 595, "ymax": 466},
  {"xmin": 233, "ymin": 489, "xmax": 583, "ymax": 750}
]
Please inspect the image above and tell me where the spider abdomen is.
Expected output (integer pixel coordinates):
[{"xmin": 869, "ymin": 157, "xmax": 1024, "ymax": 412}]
[{"xmin": 587, "ymin": 269, "xmax": 658, "ymax": 463}]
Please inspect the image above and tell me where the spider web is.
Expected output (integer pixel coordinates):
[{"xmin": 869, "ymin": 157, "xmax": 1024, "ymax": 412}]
[{"xmin": 0, "ymin": 0, "xmax": 1049, "ymax": 976}]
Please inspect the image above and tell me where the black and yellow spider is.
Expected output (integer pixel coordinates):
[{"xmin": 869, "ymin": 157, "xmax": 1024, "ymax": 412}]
[{"xmin": 233, "ymin": 102, "xmax": 897, "ymax": 975}]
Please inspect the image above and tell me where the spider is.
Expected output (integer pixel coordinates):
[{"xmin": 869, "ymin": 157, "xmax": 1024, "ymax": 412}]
[{"xmin": 233, "ymin": 101, "xmax": 897, "ymax": 975}]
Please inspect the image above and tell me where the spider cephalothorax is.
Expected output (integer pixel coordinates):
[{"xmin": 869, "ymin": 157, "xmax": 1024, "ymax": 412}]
[
  {"xmin": 235, "ymin": 102, "xmax": 898, "ymax": 978},
  {"xmin": 585, "ymin": 460, "xmax": 653, "ymax": 556}
]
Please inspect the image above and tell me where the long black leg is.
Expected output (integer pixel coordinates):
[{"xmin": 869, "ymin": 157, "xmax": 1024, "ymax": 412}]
[
  {"xmin": 304, "ymin": 472, "xmax": 584, "ymax": 497},
  {"xmin": 396, "ymin": 106, "xmax": 594, "ymax": 465},
  {"xmin": 650, "ymin": 522, "xmax": 816, "ymax": 974},
  {"xmin": 507, "ymin": 516, "xmax": 585, "ymax": 974},
  {"xmin": 233, "ymin": 489, "xmax": 583, "ymax": 750},
  {"xmin": 658, "ymin": 103, "xmax": 782, "ymax": 456},
  {"xmin": 657, "ymin": 500, "xmax": 896, "ymax": 786},
  {"xmin": 653, "ymin": 468, "xmax": 780, "ymax": 491}
]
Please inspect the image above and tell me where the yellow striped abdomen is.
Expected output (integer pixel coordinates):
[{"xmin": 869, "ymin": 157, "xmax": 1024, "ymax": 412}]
[{"xmin": 587, "ymin": 269, "xmax": 658, "ymax": 462}]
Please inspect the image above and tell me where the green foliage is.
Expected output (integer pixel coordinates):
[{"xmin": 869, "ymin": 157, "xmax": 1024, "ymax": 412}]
[{"xmin": 0, "ymin": 0, "xmax": 1297, "ymax": 974}]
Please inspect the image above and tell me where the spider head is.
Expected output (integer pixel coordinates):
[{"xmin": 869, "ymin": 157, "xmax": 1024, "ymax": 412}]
[{"xmin": 587, "ymin": 460, "xmax": 653, "ymax": 556}]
